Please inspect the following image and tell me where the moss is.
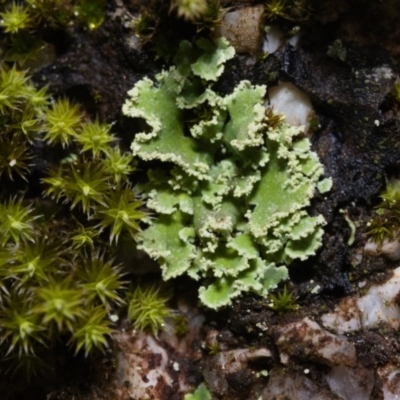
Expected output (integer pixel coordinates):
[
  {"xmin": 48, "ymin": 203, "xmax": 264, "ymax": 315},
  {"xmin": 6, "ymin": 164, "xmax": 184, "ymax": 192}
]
[
  {"xmin": 393, "ymin": 80, "xmax": 400, "ymax": 104},
  {"xmin": 0, "ymin": 56, "xmax": 147, "ymax": 376},
  {"xmin": 207, "ymin": 342, "xmax": 220, "ymax": 355},
  {"xmin": 0, "ymin": 4, "xmax": 32, "ymax": 34},
  {"xmin": 127, "ymin": 284, "xmax": 171, "ymax": 335},
  {"xmin": 170, "ymin": 0, "xmax": 209, "ymax": 21},
  {"xmin": 173, "ymin": 314, "xmax": 189, "ymax": 336},
  {"xmin": 268, "ymin": 285, "xmax": 299, "ymax": 314},
  {"xmin": 0, "ymin": 0, "xmax": 106, "ymax": 72},
  {"xmin": 366, "ymin": 180, "xmax": 400, "ymax": 245}
]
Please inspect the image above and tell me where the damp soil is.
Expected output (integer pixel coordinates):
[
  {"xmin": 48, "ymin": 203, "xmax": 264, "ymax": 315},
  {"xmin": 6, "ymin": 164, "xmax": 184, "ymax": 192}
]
[{"xmin": 3, "ymin": 0, "xmax": 400, "ymax": 399}]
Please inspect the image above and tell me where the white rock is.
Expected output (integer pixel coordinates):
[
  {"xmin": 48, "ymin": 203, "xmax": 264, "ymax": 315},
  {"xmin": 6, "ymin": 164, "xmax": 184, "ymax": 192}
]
[
  {"xmin": 321, "ymin": 297, "xmax": 362, "ymax": 334},
  {"xmin": 263, "ymin": 25, "xmax": 301, "ymax": 54},
  {"xmin": 262, "ymin": 367, "xmax": 337, "ymax": 400},
  {"xmin": 263, "ymin": 25, "xmax": 284, "ymax": 54},
  {"xmin": 378, "ymin": 365, "xmax": 400, "ymax": 400},
  {"xmin": 325, "ymin": 365, "xmax": 374, "ymax": 400},
  {"xmin": 287, "ymin": 33, "xmax": 301, "ymax": 48},
  {"xmin": 203, "ymin": 348, "xmax": 272, "ymax": 396},
  {"xmin": 218, "ymin": 348, "xmax": 272, "ymax": 373},
  {"xmin": 267, "ymin": 82, "xmax": 314, "ymax": 131},
  {"xmin": 215, "ymin": 5, "xmax": 265, "ymax": 54},
  {"xmin": 113, "ymin": 332, "xmax": 173, "ymax": 400},
  {"xmin": 275, "ymin": 317, "xmax": 357, "ymax": 367},
  {"xmin": 111, "ymin": 301, "xmax": 204, "ymax": 399},
  {"xmin": 365, "ymin": 238, "xmax": 400, "ymax": 261},
  {"xmin": 321, "ymin": 266, "xmax": 400, "ymax": 333}
]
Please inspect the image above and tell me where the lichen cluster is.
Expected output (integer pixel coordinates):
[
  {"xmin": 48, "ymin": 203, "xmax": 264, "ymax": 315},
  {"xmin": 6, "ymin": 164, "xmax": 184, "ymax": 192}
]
[{"xmin": 123, "ymin": 37, "xmax": 330, "ymax": 309}]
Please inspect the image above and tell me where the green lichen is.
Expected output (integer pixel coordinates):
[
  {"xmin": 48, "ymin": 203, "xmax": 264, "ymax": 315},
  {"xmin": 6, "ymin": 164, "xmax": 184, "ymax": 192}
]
[{"xmin": 123, "ymin": 37, "xmax": 329, "ymax": 309}]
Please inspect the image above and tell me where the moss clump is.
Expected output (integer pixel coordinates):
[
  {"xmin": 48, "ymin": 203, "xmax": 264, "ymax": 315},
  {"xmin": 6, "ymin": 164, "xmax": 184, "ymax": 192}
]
[
  {"xmin": 127, "ymin": 284, "xmax": 171, "ymax": 335},
  {"xmin": 366, "ymin": 180, "xmax": 400, "ymax": 245},
  {"xmin": 268, "ymin": 285, "xmax": 299, "ymax": 314},
  {"xmin": 0, "ymin": 60, "xmax": 147, "ymax": 376},
  {"xmin": 0, "ymin": 0, "xmax": 106, "ymax": 70}
]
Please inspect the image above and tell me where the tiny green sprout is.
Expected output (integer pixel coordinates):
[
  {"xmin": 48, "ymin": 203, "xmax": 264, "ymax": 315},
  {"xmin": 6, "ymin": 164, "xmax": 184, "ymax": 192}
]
[
  {"xmin": 25, "ymin": 84, "xmax": 50, "ymax": 110},
  {"xmin": 11, "ymin": 239, "xmax": 62, "ymax": 284},
  {"xmin": 61, "ymin": 153, "xmax": 79, "ymax": 164},
  {"xmin": 184, "ymin": 383, "xmax": 212, "ymax": 400},
  {"xmin": 69, "ymin": 306, "xmax": 113, "ymax": 356},
  {"xmin": 268, "ymin": 285, "xmax": 298, "ymax": 314},
  {"xmin": 377, "ymin": 180, "xmax": 400, "ymax": 210},
  {"xmin": 101, "ymin": 147, "xmax": 135, "ymax": 184},
  {"xmin": 77, "ymin": 252, "xmax": 126, "ymax": 307},
  {"xmin": 25, "ymin": 0, "xmax": 75, "ymax": 27},
  {"xmin": 134, "ymin": 10, "xmax": 158, "ymax": 38},
  {"xmin": 75, "ymin": 119, "xmax": 116, "ymax": 157},
  {"xmin": 0, "ymin": 134, "xmax": 32, "ymax": 180},
  {"xmin": 0, "ymin": 247, "xmax": 13, "ymax": 299},
  {"xmin": 0, "ymin": 196, "xmax": 37, "ymax": 245},
  {"xmin": 0, "ymin": 65, "xmax": 30, "ymax": 113},
  {"xmin": 207, "ymin": 342, "xmax": 220, "ymax": 355},
  {"xmin": 34, "ymin": 277, "xmax": 84, "ymax": 332},
  {"xmin": 265, "ymin": 107, "xmax": 284, "ymax": 129},
  {"xmin": 43, "ymin": 161, "xmax": 110, "ymax": 214},
  {"xmin": 43, "ymin": 160, "xmax": 113, "ymax": 214},
  {"xmin": 0, "ymin": 3, "xmax": 31, "ymax": 34},
  {"xmin": 127, "ymin": 284, "xmax": 171, "ymax": 335},
  {"xmin": 265, "ymin": 0, "xmax": 287, "ymax": 19},
  {"xmin": 66, "ymin": 162, "xmax": 110, "ymax": 213},
  {"xmin": 170, "ymin": 0, "xmax": 208, "ymax": 21},
  {"xmin": 0, "ymin": 64, "xmax": 29, "ymax": 91},
  {"xmin": 4, "ymin": 33, "xmax": 45, "ymax": 66},
  {"xmin": 70, "ymin": 222, "xmax": 98, "ymax": 249},
  {"xmin": 173, "ymin": 315, "xmax": 189, "ymax": 336},
  {"xmin": 6, "ymin": 350, "xmax": 49, "ymax": 379},
  {"xmin": 43, "ymin": 97, "xmax": 83, "ymax": 147},
  {"xmin": 76, "ymin": 0, "xmax": 106, "ymax": 30},
  {"xmin": 194, "ymin": 0, "xmax": 225, "ymax": 31},
  {"xmin": 393, "ymin": 80, "xmax": 400, "ymax": 104},
  {"xmin": 96, "ymin": 187, "xmax": 145, "ymax": 244},
  {"xmin": 9, "ymin": 107, "xmax": 42, "ymax": 138},
  {"xmin": 42, "ymin": 165, "xmax": 65, "ymax": 201},
  {"xmin": 0, "ymin": 296, "xmax": 44, "ymax": 357},
  {"xmin": 366, "ymin": 180, "xmax": 400, "ymax": 245},
  {"xmin": 366, "ymin": 215, "xmax": 398, "ymax": 245}
]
